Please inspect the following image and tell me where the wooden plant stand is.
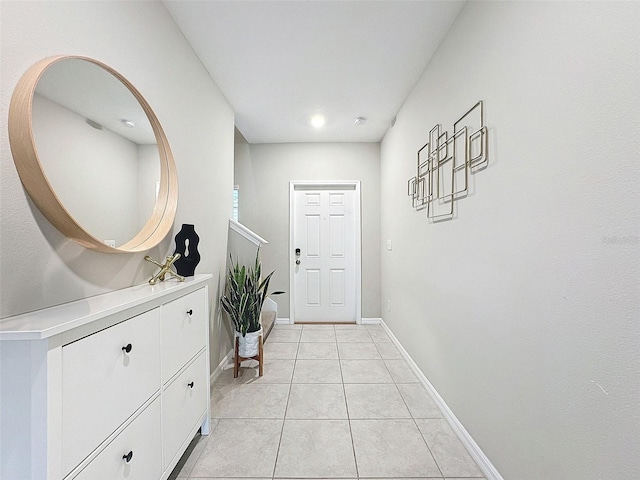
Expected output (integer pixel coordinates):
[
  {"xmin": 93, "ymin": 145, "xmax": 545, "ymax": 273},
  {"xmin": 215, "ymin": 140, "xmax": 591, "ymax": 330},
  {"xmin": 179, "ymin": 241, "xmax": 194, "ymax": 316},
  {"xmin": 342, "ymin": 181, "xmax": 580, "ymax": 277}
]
[{"xmin": 234, "ymin": 334, "xmax": 264, "ymax": 378}]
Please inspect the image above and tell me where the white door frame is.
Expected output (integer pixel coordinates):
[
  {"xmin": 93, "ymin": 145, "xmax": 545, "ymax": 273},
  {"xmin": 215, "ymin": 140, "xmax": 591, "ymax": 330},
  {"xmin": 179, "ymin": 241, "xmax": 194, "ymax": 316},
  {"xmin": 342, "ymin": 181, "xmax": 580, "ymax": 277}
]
[{"xmin": 289, "ymin": 181, "xmax": 362, "ymax": 324}]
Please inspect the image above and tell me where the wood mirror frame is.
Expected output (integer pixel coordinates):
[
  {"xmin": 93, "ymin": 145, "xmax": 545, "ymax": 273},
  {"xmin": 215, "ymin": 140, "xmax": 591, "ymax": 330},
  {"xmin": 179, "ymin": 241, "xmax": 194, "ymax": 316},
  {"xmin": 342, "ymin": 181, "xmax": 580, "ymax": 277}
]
[{"xmin": 8, "ymin": 55, "xmax": 178, "ymax": 253}]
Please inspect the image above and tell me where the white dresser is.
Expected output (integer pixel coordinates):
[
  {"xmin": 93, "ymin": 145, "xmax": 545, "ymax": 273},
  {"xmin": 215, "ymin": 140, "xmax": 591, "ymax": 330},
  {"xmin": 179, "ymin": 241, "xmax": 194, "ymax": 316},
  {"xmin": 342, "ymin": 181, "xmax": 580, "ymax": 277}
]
[{"xmin": 0, "ymin": 274, "xmax": 212, "ymax": 480}]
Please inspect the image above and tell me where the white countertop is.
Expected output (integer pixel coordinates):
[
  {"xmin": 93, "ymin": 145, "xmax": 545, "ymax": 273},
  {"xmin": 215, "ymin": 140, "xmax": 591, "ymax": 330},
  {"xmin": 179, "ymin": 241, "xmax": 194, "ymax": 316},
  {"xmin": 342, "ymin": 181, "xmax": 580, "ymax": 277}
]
[{"xmin": 0, "ymin": 274, "xmax": 213, "ymax": 340}]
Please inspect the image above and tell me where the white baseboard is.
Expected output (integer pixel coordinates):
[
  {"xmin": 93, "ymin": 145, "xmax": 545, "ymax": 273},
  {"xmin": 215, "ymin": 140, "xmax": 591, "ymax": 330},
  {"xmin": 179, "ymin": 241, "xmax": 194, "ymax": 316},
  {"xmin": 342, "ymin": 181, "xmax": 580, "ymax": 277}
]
[
  {"xmin": 379, "ymin": 319, "xmax": 503, "ymax": 480},
  {"xmin": 210, "ymin": 348, "xmax": 234, "ymax": 384},
  {"xmin": 277, "ymin": 317, "xmax": 381, "ymax": 325},
  {"xmin": 361, "ymin": 317, "xmax": 382, "ymax": 325}
]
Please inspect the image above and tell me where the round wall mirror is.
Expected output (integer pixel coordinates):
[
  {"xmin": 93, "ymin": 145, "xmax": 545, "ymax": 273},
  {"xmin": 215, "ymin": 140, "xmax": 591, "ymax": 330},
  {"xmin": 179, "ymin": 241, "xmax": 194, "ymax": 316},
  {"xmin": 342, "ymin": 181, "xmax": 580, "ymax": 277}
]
[{"xmin": 8, "ymin": 56, "xmax": 178, "ymax": 253}]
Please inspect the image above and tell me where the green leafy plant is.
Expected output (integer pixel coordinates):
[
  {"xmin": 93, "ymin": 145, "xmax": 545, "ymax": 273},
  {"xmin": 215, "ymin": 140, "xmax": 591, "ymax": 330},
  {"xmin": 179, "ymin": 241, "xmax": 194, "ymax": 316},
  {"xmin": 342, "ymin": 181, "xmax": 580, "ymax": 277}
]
[{"xmin": 221, "ymin": 249, "xmax": 284, "ymax": 337}]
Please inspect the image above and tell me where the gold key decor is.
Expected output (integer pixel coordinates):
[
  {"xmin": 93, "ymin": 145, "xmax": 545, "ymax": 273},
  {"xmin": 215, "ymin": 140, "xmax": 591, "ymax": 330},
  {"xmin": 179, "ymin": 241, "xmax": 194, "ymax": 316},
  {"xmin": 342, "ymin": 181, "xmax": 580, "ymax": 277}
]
[{"xmin": 144, "ymin": 254, "xmax": 185, "ymax": 285}]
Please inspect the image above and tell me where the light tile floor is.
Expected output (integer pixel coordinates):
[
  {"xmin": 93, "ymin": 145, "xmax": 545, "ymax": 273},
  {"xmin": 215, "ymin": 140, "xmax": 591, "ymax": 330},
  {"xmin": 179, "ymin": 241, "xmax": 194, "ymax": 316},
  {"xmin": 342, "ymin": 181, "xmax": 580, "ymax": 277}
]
[{"xmin": 170, "ymin": 324, "xmax": 485, "ymax": 480}]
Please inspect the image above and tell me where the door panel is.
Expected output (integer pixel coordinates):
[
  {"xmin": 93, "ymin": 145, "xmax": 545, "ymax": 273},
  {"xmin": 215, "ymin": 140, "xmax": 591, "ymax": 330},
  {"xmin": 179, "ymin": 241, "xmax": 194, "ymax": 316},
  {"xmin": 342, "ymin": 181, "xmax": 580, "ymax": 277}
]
[
  {"xmin": 293, "ymin": 187, "xmax": 357, "ymax": 322},
  {"xmin": 330, "ymin": 269, "xmax": 346, "ymax": 306},
  {"xmin": 305, "ymin": 192, "xmax": 320, "ymax": 206},
  {"xmin": 329, "ymin": 192, "xmax": 345, "ymax": 206},
  {"xmin": 306, "ymin": 269, "xmax": 321, "ymax": 306},
  {"xmin": 329, "ymin": 215, "xmax": 345, "ymax": 257},
  {"xmin": 306, "ymin": 215, "xmax": 321, "ymax": 256}
]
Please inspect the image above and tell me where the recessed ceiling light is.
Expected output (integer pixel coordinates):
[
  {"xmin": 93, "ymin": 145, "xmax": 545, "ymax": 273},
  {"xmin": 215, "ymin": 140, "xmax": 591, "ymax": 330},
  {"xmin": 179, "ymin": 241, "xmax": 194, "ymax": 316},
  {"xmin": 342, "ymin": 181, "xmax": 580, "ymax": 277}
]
[
  {"xmin": 310, "ymin": 115, "xmax": 326, "ymax": 128},
  {"xmin": 121, "ymin": 119, "xmax": 136, "ymax": 128},
  {"xmin": 354, "ymin": 117, "xmax": 367, "ymax": 125}
]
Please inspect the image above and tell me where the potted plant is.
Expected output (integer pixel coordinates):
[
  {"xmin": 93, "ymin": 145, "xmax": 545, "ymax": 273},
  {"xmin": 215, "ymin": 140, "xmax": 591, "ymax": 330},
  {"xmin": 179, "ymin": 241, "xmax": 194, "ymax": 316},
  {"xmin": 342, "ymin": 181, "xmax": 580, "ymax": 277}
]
[{"xmin": 221, "ymin": 249, "xmax": 283, "ymax": 358}]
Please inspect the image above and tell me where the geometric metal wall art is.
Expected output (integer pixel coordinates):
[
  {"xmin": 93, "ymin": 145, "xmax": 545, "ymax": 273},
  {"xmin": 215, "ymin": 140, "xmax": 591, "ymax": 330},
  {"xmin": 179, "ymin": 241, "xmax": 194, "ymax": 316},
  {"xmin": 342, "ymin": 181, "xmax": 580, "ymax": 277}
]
[{"xmin": 408, "ymin": 101, "xmax": 488, "ymax": 221}]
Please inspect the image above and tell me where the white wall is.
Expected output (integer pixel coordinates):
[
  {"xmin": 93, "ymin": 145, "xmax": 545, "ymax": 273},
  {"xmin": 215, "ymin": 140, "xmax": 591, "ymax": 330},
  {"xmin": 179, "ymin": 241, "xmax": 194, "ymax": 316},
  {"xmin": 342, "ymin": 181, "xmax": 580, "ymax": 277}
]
[
  {"xmin": 235, "ymin": 142, "xmax": 381, "ymax": 319},
  {"xmin": 380, "ymin": 2, "xmax": 640, "ymax": 479},
  {"xmin": 0, "ymin": 1, "xmax": 235, "ymax": 369}
]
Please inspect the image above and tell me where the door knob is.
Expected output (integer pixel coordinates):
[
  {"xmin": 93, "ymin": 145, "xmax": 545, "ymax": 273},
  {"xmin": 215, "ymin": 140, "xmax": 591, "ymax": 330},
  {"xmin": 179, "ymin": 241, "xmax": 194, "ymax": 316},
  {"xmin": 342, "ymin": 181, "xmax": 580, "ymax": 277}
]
[{"xmin": 295, "ymin": 248, "xmax": 301, "ymax": 265}]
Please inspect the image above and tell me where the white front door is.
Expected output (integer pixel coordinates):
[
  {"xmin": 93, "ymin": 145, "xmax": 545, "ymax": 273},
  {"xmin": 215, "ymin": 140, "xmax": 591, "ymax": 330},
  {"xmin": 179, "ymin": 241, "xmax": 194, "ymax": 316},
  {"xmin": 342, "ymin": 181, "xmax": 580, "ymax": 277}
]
[{"xmin": 291, "ymin": 184, "xmax": 360, "ymax": 323}]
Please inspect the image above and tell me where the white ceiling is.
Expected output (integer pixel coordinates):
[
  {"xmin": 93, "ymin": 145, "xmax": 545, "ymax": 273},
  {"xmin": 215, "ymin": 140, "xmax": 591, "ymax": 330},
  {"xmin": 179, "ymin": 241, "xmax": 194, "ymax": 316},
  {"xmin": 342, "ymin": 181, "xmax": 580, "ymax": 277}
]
[
  {"xmin": 163, "ymin": 0, "xmax": 465, "ymax": 144},
  {"xmin": 36, "ymin": 58, "xmax": 156, "ymax": 145}
]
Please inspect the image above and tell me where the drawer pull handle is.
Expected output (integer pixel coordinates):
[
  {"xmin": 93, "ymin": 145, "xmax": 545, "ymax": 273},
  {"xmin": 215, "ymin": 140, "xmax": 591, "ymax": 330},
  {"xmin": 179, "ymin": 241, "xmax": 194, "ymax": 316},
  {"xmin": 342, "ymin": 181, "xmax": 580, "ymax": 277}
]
[
  {"xmin": 186, "ymin": 309, "xmax": 193, "ymax": 316},
  {"xmin": 188, "ymin": 381, "xmax": 194, "ymax": 389},
  {"xmin": 122, "ymin": 451, "xmax": 134, "ymax": 463},
  {"xmin": 122, "ymin": 344, "xmax": 132, "ymax": 354}
]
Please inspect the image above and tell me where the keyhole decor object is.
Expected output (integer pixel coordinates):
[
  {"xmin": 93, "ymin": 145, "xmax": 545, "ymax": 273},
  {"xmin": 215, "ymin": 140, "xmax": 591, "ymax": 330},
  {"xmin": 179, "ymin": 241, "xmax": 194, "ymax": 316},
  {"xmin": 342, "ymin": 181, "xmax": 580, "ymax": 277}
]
[{"xmin": 173, "ymin": 224, "xmax": 201, "ymax": 277}]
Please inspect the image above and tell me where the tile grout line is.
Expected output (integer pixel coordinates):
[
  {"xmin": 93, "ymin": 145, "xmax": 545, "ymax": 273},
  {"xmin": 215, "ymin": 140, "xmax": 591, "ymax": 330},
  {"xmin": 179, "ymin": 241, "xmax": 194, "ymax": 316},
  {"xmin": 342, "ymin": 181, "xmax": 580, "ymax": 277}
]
[
  {"xmin": 270, "ymin": 335, "xmax": 298, "ymax": 480},
  {"xmin": 183, "ymin": 418, "xmax": 219, "ymax": 479},
  {"xmin": 364, "ymin": 328, "xmax": 445, "ymax": 480},
  {"xmin": 411, "ymin": 407, "xmax": 445, "ymax": 478},
  {"xmin": 338, "ymin": 333, "xmax": 361, "ymax": 480},
  {"xmin": 384, "ymin": 332, "xmax": 445, "ymax": 479},
  {"xmin": 375, "ymin": 328, "xmax": 449, "ymax": 479}
]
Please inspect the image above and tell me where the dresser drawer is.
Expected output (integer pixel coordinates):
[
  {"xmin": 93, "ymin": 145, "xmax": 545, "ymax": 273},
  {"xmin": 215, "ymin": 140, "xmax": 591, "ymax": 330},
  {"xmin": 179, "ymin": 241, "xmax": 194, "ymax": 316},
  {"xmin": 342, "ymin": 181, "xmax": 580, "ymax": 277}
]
[
  {"xmin": 72, "ymin": 397, "xmax": 162, "ymax": 480},
  {"xmin": 162, "ymin": 351, "xmax": 208, "ymax": 469},
  {"xmin": 62, "ymin": 308, "xmax": 161, "ymax": 475},
  {"xmin": 161, "ymin": 288, "xmax": 207, "ymax": 382}
]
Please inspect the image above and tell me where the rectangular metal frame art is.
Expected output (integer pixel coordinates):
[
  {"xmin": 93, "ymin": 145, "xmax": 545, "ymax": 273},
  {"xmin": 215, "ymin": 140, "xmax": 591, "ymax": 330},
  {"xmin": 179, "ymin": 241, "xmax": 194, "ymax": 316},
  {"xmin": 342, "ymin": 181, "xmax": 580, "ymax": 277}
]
[{"xmin": 408, "ymin": 101, "xmax": 488, "ymax": 221}]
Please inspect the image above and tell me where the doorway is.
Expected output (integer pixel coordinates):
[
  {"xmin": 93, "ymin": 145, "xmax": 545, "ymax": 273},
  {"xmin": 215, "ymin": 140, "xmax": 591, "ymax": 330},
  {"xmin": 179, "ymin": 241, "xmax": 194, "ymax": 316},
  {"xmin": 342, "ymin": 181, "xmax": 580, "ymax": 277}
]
[{"xmin": 289, "ymin": 182, "xmax": 362, "ymax": 324}]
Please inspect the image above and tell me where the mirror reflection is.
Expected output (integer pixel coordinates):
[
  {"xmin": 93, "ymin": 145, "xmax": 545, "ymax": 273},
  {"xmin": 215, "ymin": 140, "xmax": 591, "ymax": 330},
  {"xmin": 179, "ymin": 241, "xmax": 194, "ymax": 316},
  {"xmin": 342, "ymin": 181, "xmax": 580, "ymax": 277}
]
[{"xmin": 31, "ymin": 59, "xmax": 160, "ymax": 248}]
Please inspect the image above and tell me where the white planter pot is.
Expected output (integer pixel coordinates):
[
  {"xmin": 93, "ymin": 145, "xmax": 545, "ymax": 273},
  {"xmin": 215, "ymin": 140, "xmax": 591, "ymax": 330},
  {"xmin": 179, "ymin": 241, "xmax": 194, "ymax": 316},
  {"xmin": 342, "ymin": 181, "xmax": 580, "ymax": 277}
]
[{"xmin": 236, "ymin": 328, "xmax": 262, "ymax": 358}]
